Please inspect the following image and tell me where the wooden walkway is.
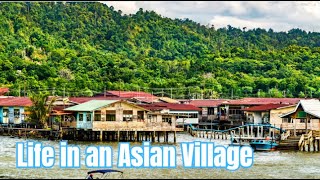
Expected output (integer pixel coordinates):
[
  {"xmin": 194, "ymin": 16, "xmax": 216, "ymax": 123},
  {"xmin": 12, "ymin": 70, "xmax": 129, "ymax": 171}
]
[
  {"xmin": 188, "ymin": 123, "xmax": 289, "ymax": 145},
  {"xmin": 298, "ymin": 130, "xmax": 320, "ymax": 152}
]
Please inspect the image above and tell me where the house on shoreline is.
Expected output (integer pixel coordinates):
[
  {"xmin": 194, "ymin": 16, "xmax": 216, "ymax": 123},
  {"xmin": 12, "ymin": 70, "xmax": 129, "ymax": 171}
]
[
  {"xmin": 220, "ymin": 98, "xmax": 303, "ymax": 126},
  {"xmin": 63, "ymin": 100, "xmax": 180, "ymax": 132},
  {"xmin": 186, "ymin": 99, "xmax": 229, "ymax": 127},
  {"xmin": 138, "ymin": 102, "xmax": 201, "ymax": 128},
  {"xmin": 279, "ymin": 99, "xmax": 320, "ymax": 135},
  {"xmin": 0, "ymin": 97, "xmax": 32, "ymax": 125},
  {"xmin": 243, "ymin": 103, "xmax": 296, "ymax": 125}
]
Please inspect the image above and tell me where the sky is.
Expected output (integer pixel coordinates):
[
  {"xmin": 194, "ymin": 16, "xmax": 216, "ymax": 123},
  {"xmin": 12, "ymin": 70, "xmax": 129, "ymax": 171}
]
[{"xmin": 101, "ymin": 1, "xmax": 320, "ymax": 32}]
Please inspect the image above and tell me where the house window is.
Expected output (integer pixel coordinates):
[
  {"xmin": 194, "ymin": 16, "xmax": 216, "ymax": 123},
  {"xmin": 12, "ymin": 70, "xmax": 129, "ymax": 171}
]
[
  {"xmin": 86, "ymin": 113, "xmax": 91, "ymax": 121},
  {"xmin": 106, "ymin": 110, "xmax": 116, "ymax": 121},
  {"xmin": 94, "ymin": 112, "xmax": 101, "ymax": 121},
  {"xmin": 79, "ymin": 113, "xmax": 83, "ymax": 121},
  {"xmin": 229, "ymin": 107, "xmax": 242, "ymax": 115},
  {"xmin": 189, "ymin": 113, "xmax": 198, "ymax": 118},
  {"xmin": 14, "ymin": 109, "xmax": 20, "ymax": 118},
  {"xmin": 282, "ymin": 118, "xmax": 289, "ymax": 123},
  {"xmin": 300, "ymin": 119, "xmax": 310, "ymax": 123},
  {"xmin": 123, "ymin": 114, "xmax": 133, "ymax": 121},
  {"xmin": 162, "ymin": 116, "xmax": 171, "ymax": 123},
  {"xmin": 137, "ymin": 111, "xmax": 144, "ymax": 120},
  {"xmin": 208, "ymin": 108, "xmax": 214, "ymax": 115},
  {"xmin": 123, "ymin": 110, "xmax": 133, "ymax": 121},
  {"xmin": 3, "ymin": 109, "xmax": 8, "ymax": 117},
  {"xmin": 247, "ymin": 114, "xmax": 254, "ymax": 122}
]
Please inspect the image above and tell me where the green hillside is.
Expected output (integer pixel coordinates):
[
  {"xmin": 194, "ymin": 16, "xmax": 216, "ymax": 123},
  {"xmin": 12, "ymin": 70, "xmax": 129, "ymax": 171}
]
[{"xmin": 1, "ymin": 2, "xmax": 320, "ymax": 98}]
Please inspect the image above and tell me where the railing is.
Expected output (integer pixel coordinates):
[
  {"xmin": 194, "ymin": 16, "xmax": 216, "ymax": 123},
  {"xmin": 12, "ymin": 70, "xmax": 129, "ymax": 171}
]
[
  {"xmin": 298, "ymin": 131, "xmax": 310, "ymax": 148},
  {"xmin": 298, "ymin": 130, "xmax": 320, "ymax": 151},
  {"xmin": 281, "ymin": 130, "xmax": 291, "ymax": 140}
]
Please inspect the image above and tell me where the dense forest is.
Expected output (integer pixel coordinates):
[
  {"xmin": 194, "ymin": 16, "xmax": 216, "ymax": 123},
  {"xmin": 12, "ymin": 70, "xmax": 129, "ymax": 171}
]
[{"xmin": 1, "ymin": 2, "xmax": 320, "ymax": 99}]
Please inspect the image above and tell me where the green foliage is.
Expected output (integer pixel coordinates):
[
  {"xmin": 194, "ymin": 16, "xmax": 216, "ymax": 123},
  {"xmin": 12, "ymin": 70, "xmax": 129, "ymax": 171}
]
[
  {"xmin": 1, "ymin": 2, "xmax": 320, "ymax": 98},
  {"xmin": 26, "ymin": 92, "xmax": 56, "ymax": 128}
]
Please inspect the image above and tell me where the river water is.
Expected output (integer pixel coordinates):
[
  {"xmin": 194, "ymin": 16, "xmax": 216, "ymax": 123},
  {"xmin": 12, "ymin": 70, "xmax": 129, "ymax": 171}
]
[{"xmin": 0, "ymin": 133, "xmax": 319, "ymax": 179}]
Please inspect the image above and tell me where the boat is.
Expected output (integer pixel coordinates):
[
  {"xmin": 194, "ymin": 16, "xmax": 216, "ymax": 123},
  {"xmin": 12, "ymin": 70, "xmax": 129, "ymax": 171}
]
[
  {"xmin": 249, "ymin": 138, "xmax": 278, "ymax": 151},
  {"xmin": 85, "ymin": 169, "xmax": 123, "ymax": 179}
]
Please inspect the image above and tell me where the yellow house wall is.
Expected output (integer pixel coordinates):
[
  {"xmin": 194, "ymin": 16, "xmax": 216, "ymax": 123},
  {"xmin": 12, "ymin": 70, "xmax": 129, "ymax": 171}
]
[
  {"xmin": 92, "ymin": 101, "xmax": 178, "ymax": 131},
  {"xmin": 99, "ymin": 102, "xmax": 146, "ymax": 122},
  {"xmin": 269, "ymin": 106, "xmax": 296, "ymax": 128}
]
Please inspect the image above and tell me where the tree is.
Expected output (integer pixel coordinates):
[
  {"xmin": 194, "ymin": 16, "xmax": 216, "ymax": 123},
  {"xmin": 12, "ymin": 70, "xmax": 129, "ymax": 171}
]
[{"xmin": 26, "ymin": 92, "xmax": 57, "ymax": 129}]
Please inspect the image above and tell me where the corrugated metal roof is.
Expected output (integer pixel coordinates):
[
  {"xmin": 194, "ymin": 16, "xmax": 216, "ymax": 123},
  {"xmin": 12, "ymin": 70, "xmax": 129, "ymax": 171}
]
[
  {"xmin": 69, "ymin": 97, "xmax": 124, "ymax": 104},
  {"xmin": 64, "ymin": 100, "xmax": 118, "ymax": 111},
  {"xmin": 280, "ymin": 99, "xmax": 320, "ymax": 118},
  {"xmin": 243, "ymin": 103, "xmax": 294, "ymax": 112},
  {"xmin": 129, "ymin": 97, "xmax": 159, "ymax": 103},
  {"xmin": 139, "ymin": 102, "xmax": 201, "ymax": 111},
  {"xmin": 222, "ymin": 98, "xmax": 303, "ymax": 105},
  {"xmin": 189, "ymin": 99, "xmax": 228, "ymax": 107},
  {"xmin": 105, "ymin": 91, "xmax": 158, "ymax": 99},
  {"xmin": 0, "ymin": 97, "xmax": 32, "ymax": 107},
  {"xmin": 300, "ymin": 99, "xmax": 320, "ymax": 118},
  {"xmin": 158, "ymin": 97, "xmax": 181, "ymax": 104}
]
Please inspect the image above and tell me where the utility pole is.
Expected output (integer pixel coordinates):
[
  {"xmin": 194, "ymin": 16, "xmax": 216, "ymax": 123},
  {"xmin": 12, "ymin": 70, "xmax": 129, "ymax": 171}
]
[
  {"xmin": 63, "ymin": 85, "xmax": 66, "ymax": 98},
  {"xmin": 170, "ymin": 88, "xmax": 172, "ymax": 99},
  {"xmin": 18, "ymin": 84, "xmax": 21, "ymax": 97},
  {"xmin": 231, "ymin": 88, "xmax": 233, "ymax": 99},
  {"xmin": 118, "ymin": 79, "xmax": 121, "ymax": 97},
  {"xmin": 24, "ymin": 78, "xmax": 26, "ymax": 97}
]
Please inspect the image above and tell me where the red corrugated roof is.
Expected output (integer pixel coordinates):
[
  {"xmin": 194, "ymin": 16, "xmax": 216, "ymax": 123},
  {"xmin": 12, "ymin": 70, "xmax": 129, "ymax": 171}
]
[
  {"xmin": 139, "ymin": 102, "xmax": 201, "ymax": 111},
  {"xmin": 106, "ymin": 91, "xmax": 158, "ymax": 99},
  {"xmin": 189, "ymin": 99, "xmax": 229, "ymax": 107},
  {"xmin": 69, "ymin": 97, "xmax": 124, "ymax": 104},
  {"xmin": 0, "ymin": 97, "xmax": 32, "ymax": 107},
  {"xmin": 129, "ymin": 97, "xmax": 159, "ymax": 103},
  {"xmin": 222, "ymin": 98, "xmax": 303, "ymax": 105},
  {"xmin": 0, "ymin": 88, "xmax": 9, "ymax": 95},
  {"xmin": 242, "ymin": 103, "xmax": 295, "ymax": 112}
]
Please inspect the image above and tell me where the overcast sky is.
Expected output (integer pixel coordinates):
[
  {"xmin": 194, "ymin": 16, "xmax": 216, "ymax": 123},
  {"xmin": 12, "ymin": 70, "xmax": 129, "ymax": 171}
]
[{"xmin": 101, "ymin": 1, "xmax": 320, "ymax": 32}]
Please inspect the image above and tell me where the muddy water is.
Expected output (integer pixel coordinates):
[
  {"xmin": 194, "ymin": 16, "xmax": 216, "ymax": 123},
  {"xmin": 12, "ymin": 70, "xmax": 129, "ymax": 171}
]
[{"xmin": 0, "ymin": 133, "xmax": 319, "ymax": 179}]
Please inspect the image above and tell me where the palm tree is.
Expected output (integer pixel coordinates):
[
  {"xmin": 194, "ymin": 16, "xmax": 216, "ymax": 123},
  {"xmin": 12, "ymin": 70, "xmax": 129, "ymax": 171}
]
[{"xmin": 26, "ymin": 92, "xmax": 57, "ymax": 129}]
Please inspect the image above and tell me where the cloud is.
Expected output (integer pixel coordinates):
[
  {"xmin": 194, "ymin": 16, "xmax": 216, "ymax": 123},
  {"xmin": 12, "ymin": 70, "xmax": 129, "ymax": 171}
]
[
  {"xmin": 209, "ymin": 15, "xmax": 293, "ymax": 32},
  {"xmin": 101, "ymin": 1, "xmax": 320, "ymax": 32},
  {"xmin": 103, "ymin": 1, "xmax": 139, "ymax": 14}
]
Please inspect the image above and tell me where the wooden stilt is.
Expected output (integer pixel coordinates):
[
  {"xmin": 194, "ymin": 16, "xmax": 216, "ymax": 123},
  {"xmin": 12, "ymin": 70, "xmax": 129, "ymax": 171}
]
[
  {"xmin": 166, "ymin": 132, "xmax": 169, "ymax": 142},
  {"xmin": 152, "ymin": 131, "xmax": 155, "ymax": 142},
  {"xmin": 134, "ymin": 131, "xmax": 137, "ymax": 142},
  {"xmin": 100, "ymin": 131, "xmax": 103, "ymax": 141}
]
